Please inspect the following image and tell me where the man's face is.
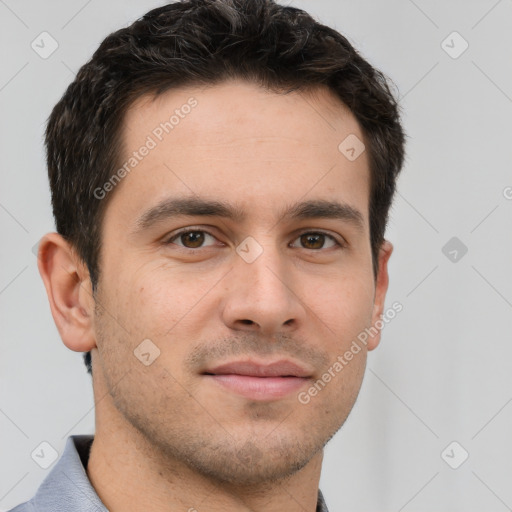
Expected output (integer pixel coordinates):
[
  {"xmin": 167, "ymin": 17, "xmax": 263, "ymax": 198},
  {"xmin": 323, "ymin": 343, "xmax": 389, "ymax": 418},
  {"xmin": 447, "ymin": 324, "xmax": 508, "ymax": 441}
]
[{"xmin": 92, "ymin": 80, "xmax": 385, "ymax": 484}]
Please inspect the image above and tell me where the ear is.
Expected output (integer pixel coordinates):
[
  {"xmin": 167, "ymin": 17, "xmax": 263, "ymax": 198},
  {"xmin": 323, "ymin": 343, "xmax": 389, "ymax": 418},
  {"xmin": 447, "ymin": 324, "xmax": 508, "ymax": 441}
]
[
  {"xmin": 367, "ymin": 240, "xmax": 393, "ymax": 351},
  {"xmin": 37, "ymin": 232, "xmax": 97, "ymax": 352}
]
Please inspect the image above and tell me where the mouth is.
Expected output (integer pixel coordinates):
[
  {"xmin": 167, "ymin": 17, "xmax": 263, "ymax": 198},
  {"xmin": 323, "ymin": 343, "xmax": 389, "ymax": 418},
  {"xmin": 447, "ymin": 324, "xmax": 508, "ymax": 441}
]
[{"xmin": 202, "ymin": 359, "xmax": 312, "ymax": 401}]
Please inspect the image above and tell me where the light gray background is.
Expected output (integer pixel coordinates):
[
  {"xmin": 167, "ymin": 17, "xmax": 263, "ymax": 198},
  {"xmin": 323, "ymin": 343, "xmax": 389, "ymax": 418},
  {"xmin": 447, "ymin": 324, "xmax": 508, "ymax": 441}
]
[{"xmin": 1, "ymin": 0, "xmax": 511, "ymax": 510}]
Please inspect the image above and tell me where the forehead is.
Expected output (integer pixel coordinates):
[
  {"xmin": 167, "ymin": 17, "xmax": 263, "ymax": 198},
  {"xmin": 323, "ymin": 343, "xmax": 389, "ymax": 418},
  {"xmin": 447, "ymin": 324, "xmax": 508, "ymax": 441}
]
[
  {"xmin": 108, "ymin": 80, "xmax": 370, "ymax": 226},
  {"xmin": 125, "ymin": 80, "xmax": 364, "ymax": 149}
]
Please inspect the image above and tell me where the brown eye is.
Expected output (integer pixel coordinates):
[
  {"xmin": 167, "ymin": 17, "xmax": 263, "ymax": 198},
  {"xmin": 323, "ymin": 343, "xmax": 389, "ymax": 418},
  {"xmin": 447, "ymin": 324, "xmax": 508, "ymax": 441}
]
[
  {"xmin": 300, "ymin": 233, "xmax": 325, "ymax": 249},
  {"xmin": 168, "ymin": 230, "xmax": 217, "ymax": 249},
  {"xmin": 180, "ymin": 231, "xmax": 205, "ymax": 248},
  {"xmin": 290, "ymin": 232, "xmax": 338, "ymax": 250}
]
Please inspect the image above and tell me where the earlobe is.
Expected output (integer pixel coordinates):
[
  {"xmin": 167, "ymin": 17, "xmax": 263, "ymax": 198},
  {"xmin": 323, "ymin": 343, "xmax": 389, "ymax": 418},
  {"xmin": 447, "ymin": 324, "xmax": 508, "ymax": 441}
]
[
  {"xmin": 37, "ymin": 232, "xmax": 97, "ymax": 353},
  {"xmin": 367, "ymin": 240, "xmax": 393, "ymax": 351}
]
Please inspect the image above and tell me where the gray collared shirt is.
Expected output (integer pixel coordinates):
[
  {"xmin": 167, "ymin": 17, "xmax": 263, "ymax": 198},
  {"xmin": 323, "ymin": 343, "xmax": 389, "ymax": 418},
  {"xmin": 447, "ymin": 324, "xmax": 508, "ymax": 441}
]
[{"xmin": 9, "ymin": 435, "xmax": 330, "ymax": 512}]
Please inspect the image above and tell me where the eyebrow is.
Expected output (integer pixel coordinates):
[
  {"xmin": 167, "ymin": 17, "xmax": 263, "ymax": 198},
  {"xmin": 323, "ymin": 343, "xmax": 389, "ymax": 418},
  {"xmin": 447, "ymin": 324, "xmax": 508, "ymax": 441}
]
[
  {"xmin": 279, "ymin": 199, "xmax": 365, "ymax": 232},
  {"xmin": 133, "ymin": 196, "xmax": 365, "ymax": 233},
  {"xmin": 135, "ymin": 197, "xmax": 245, "ymax": 231}
]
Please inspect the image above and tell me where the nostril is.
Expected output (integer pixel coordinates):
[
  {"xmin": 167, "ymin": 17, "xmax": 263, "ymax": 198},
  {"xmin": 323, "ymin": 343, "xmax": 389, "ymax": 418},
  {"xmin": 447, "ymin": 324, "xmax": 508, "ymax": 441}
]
[{"xmin": 240, "ymin": 319, "xmax": 254, "ymax": 325}]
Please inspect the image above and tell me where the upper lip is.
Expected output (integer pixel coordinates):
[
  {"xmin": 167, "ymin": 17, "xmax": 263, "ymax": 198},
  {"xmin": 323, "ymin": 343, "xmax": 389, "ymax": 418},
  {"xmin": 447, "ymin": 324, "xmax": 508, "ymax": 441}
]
[{"xmin": 203, "ymin": 359, "xmax": 312, "ymax": 378}]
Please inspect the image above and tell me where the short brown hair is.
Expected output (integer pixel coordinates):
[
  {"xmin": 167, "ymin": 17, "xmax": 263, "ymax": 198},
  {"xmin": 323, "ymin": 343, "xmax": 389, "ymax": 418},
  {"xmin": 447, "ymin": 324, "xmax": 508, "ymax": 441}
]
[{"xmin": 45, "ymin": 0, "xmax": 406, "ymax": 374}]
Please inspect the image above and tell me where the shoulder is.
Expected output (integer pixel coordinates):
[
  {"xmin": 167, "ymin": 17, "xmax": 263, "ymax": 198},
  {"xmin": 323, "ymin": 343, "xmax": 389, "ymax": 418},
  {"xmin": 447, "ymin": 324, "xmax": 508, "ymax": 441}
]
[
  {"xmin": 6, "ymin": 435, "xmax": 100, "ymax": 512},
  {"xmin": 6, "ymin": 501, "xmax": 35, "ymax": 512}
]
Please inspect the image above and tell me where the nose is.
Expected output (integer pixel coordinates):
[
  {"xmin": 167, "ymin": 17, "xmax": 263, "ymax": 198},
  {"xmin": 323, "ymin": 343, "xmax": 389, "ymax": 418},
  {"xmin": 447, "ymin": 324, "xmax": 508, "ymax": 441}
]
[{"xmin": 221, "ymin": 244, "xmax": 305, "ymax": 336}]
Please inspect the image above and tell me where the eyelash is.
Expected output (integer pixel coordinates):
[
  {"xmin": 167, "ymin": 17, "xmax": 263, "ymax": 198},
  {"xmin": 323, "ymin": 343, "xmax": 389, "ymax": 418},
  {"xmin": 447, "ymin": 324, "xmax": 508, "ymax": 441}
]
[{"xmin": 165, "ymin": 227, "xmax": 345, "ymax": 251}]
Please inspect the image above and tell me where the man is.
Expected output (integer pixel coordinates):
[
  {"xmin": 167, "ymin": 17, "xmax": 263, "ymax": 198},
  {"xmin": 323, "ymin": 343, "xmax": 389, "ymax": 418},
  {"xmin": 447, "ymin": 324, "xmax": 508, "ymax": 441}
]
[{"xmin": 10, "ymin": 0, "xmax": 405, "ymax": 510}]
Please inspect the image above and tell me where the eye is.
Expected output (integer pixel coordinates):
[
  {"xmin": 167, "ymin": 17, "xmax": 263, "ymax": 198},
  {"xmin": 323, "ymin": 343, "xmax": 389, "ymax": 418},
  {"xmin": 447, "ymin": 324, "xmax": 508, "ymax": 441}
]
[
  {"xmin": 290, "ymin": 231, "xmax": 340, "ymax": 250},
  {"xmin": 167, "ymin": 229, "xmax": 218, "ymax": 249}
]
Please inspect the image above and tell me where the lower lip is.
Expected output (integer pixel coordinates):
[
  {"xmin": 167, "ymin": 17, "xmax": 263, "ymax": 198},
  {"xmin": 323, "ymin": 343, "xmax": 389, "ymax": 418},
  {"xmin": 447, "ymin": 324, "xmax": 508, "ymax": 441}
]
[{"xmin": 206, "ymin": 374, "xmax": 309, "ymax": 401}]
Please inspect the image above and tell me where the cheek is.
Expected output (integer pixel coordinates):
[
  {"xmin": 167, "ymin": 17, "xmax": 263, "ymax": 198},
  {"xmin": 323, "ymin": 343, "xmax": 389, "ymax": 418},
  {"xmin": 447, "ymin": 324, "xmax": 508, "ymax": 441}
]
[
  {"xmin": 108, "ymin": 260, "xmax": 223, "ymax": 344},
  {"xmin": 93, "ymin": 269, "xmax": 201, "ymax": 395},
  {"xmin": 304, "ymin": 271, "xmax": 375, "ymax": 348}
]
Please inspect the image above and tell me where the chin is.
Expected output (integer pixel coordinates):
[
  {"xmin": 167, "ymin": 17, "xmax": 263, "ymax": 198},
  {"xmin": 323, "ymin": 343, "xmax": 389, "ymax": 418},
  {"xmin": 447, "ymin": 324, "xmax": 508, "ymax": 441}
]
[{"xmin": 180, "ymin": 431, "xmax": 327, "ymax": 487}]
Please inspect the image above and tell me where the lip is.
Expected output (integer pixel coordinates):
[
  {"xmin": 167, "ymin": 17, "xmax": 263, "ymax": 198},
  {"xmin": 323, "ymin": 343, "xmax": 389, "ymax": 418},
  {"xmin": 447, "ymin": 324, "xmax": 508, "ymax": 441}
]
[
  {"xmin": 205, "ymin": 359, "xmax": 312, "ymax": 378},
  {"xmin": 202, "ymin": 359, "xmax": 312, "ymax": 401}
]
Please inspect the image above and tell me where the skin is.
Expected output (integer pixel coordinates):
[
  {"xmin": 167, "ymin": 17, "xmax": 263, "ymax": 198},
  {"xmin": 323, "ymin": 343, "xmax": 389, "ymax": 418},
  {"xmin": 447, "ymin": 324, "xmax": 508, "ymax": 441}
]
[{"xmin": 38, "ymin": 80, "xmax": 392, "ymax": 512}]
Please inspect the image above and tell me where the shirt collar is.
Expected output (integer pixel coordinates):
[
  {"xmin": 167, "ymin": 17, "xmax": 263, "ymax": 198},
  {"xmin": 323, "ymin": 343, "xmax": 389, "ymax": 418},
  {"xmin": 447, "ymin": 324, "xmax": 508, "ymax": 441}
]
[{"xmin": 32, "ymin": 435, "xmax": 107, "ymax": 512}]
